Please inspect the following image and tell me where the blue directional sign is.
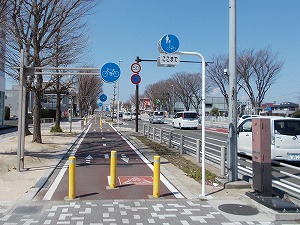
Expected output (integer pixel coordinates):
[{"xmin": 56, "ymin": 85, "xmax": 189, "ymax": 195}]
[
  {"xmin": 159, "ymin": 34, "xmax": 179, "ymax": 54},
  {"xmin": 99, "ymin": 94, "xmax": 107, "ymax": 102},
  {"xmin": 267, "ymin": 106, "xmax": 272, "ymax": 112},
  {"xmin": 101, "ymin": 62, "xmax": 121, "ymax": 83},
  {"xmin": 98, "ymin": 102, "xmax": 103, "ymax": 107}
]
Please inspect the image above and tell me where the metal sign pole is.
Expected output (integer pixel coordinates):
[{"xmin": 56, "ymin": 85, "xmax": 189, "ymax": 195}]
[
  {"xmin": 17, "ymin": 49, "xmax": 26, "ymax": 171},
  {"xmin": 135, "ymin": 84, "xmax": 139, "ymax": 132},
  {"xmin": 177, "ymin": 51, "xmax": 206, "ymax": 198}
]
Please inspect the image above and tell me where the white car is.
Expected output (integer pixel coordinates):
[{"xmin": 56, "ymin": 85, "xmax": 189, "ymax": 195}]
[
  {"xmin": 237, "ymin": 116, "xmax": 300, "ymax": 161},
  {"xmin": 172, "ymin": 111, "xmax": 198, "ymax": 129},
  {"xmin": 132, "ymin": 112, "xmax": 141, "ymax": 120},
  {"xmin": 149, "ymin": 111, "xmax": 164, "ymax": 124},
  {"xmin": 238, "ymin": 115, "xmax": 259, "ymax": 125},
  {"xmin": 123, "ymin": 112, "xmax": 132, "ymax": 121}
]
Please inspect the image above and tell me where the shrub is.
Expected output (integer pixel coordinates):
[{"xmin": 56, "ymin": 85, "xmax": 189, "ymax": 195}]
[
  {"xmin": 50, "ymin": 125, "xmax": 63, "ymax": 133},
  {"xmin": 292, "ymin": 110, "xmax": 300, "ymax": 118}
]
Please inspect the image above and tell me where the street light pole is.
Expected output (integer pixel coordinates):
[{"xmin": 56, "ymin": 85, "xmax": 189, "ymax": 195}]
[
  {"xmin": 171, "ymin": 85, "xmax": 175, "ymax": 117},
  {"xmin": 227, "ymin": 0, "xmax": 238, "ymax": 181},
  {"xmin": 117, "ymin": 60, "xmax": 122, "ymax": 127}
]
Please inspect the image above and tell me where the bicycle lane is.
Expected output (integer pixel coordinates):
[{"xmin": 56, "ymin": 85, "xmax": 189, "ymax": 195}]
[{"xmin": 40, "ymin": 121, "xmax": 183, "ymax": 201}]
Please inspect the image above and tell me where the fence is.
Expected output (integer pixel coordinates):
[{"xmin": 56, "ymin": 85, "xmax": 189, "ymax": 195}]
[
  {"xmin": 140, "ymin": 123, "xmax": 300, "ymax": 200},
  {"xmin": 41, "ymin": 118, "xmax": 55, "ymax": 124}
]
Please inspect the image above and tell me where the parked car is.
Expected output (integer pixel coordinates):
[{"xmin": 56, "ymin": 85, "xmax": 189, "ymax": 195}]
[
  {"xmin": 172, "ymin": 111, "xmax": 198, "ymax": 129},
  {"xmin": 237, "ymin": 116, "xmax": 300, "ymax": 161},
  {"xmin": 123, "ymin": 112, "xmax": 132, "ymax": 121},
  {"xmin": 149, "ymin": 111, "xmax": 164, "ymax": 124},
  {"xmin": 238, "ymin": 114, "xmax": 259, "ymax": 125},
  {"xmin": 132, "ymin": 112, "xmax": 141, "ymax": 120}
]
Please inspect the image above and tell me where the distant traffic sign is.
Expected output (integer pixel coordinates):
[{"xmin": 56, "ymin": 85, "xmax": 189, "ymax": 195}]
[
  {"xmin": 101, "ymin": 62, "xmax": 121, "ymax": 83},
  {"xmin": 131, "ymin": 74, "xmax": 141, "ymax": 85},
  {"xmin": 130, "ymin": 62, "xmax": 142, "ymax": 73},
  {"xmin": 99, "ymin": 94, "xmax": 107, "ymax": 102},
  {"xmin": 98, "ymin": 102, "xmax": 103, "ymax": 107},
  {"xmin": 158, "ymin": 34, "xmax": 180, "ymax": 54}
]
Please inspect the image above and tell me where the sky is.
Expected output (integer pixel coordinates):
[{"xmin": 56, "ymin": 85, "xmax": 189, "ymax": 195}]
[{"xmin": 5, "ymin": 0, "xmax": 300, "ymax": 104}]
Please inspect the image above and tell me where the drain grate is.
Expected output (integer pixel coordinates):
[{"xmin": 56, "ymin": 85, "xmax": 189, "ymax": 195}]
[
  {"xmin": 13, "ymin": 206, "xmax": 42, "ymax": 214},
  {"xmin": 218, "ymin": 204, "xmax": 259, "ymax": 215}
]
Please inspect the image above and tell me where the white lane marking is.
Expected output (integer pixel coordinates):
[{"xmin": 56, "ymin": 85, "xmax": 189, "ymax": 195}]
[
  {"xmin": 109, "ymin": 124, "xmax": 184, "ymax": 199},
  {"xmin": 102, "ymin": 137, "xmax": 105, "ymax": 140},
  {"xmin": 121, "ymin": 157, "xmax": 129, "ymax": 163},
  {"xmin": 103, "ymin": 143, "xmax": 106, "ymax": 146},
  {"xmin": 43, "ymin": 123, "xmax": 92, "ymax": 200}
]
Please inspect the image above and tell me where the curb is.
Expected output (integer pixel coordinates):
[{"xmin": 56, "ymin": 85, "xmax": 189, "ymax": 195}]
[{"xmin": 22, "ymin": 123, "xmax": 87, "ymax": 201}]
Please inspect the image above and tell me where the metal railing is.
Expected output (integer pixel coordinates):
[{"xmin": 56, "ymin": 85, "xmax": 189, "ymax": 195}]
[
  {"xmin": 141, "ymin": 123, "xmax": 300, "ymax": 200},
  {"xmin": 41, "ymin": 118, "xmax": 55, "ymax": 124}
]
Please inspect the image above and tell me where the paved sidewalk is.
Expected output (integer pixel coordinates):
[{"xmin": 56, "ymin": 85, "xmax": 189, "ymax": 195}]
[{"xmin": 0, "ymin": 118, "xmax": 299, "ymax": 224}]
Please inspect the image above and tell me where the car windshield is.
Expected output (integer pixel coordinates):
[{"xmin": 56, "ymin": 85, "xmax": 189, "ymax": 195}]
[
  {"xmin": 154, "ymin": 112, "xmax": 164, "ymax": 116},
  {"xmin": 274, "ymin": 120, "xmax": 300, "ymax": 136},
  {"xmin": 183, "ymin": 113, "xmax": 197, "ymax": 119}
]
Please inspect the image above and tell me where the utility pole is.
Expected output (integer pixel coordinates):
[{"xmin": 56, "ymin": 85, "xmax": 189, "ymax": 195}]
[{"xmin": 227, "ymin": 0, "xmax": 238, "ymax": 181}]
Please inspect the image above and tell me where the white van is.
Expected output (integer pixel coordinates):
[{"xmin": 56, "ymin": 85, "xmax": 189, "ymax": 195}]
[
  {"xmin": 237, "ymin": 116, "xmax": 300, "ymax": 161},
  {"xmin": 172, "ymin": 111, "xmax": 198, "ymax": 129}
]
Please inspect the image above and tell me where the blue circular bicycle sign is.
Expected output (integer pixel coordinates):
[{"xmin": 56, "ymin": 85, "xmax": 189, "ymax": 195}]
[
  {"xmin": 159, "ymin": 34, "xmax": 180, "ymax": 54},
  {"xmin": 101, "ymin": 62, "xmax": 121, "ymax": 83},
  {"xmin": 99, "ymin": 94, "xmax": 107, "ymax": 102}
]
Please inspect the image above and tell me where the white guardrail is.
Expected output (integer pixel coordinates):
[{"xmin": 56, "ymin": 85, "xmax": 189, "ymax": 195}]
[{"xmin": 140, "ymin": 123, "xmax": 300, "ymax": 200}]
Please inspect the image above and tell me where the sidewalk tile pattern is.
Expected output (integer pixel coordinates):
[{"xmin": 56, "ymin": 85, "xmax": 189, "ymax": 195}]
[{"xmin": 1, "ymin": 200, "xmax": 298, "ymax": 225}]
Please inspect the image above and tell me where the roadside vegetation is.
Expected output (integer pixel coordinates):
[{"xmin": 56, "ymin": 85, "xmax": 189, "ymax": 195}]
[{"xmin": 135, "ymin": 136, "xmax": 217, "ymax": 184}]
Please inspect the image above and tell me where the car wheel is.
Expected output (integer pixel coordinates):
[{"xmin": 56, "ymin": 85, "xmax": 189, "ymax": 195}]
[{"xmin": 179, "ymin": 123, "xmax": 182, "ymax": 129}]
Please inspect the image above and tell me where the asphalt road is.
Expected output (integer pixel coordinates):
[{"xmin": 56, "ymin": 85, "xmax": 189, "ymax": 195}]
[{"xmin": 35, "ymin": 121, "xmax": 182, "ymax": 201}]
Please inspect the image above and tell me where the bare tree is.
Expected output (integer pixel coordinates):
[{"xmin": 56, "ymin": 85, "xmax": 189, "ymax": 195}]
[
  {"xmin": 0, "ymin": 0, "xmax": 9, "ymax": 24},
  {"xmin": 77, "ymin": 74, "xmax": 102, "ymax": 117},
  {"xmin": 3, "ymin": 0, "xmax": 97, "ymax": 143},
  {"xmin": 48, "ymin": 21, "xmax": 89, "ymax": 129},
  {"xmin": 171, "ymin": 72, "xmax": 209, "ymax": 112},
  {"xmin": 207, "ymin": 55, "xmax": 230, "ymax": 108},
  {"xmin": 237, "ymin": 47, "xmax": 283, "ymax": 113},
  {"xmin": 122, "ymin": 100, "xmax": 132, "ymax": 112}
]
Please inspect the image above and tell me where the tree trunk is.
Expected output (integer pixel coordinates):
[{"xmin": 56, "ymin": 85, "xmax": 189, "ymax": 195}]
[
  {"xmin": 32, "ymin": 75, "xmax": 42, "ymax": 143},
  {"xmin": 55, "ymin": 92, "xmax": 61, "ymax": 127}
]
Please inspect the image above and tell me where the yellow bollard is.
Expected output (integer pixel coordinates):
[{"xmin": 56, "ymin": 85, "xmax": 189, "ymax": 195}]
[
  {"xmin": 68, "ymin": 156, "xmax": 76, "ymax": 199},
  {"xmin": 84, "ymin": 116, "xmax": 87, "ymax": 125},
  {"xmin": 100, "ymin": 119, "xmax": 102, "ymax": 128},
  {"xmin": 110, "ymin": 150, "xmax": 117, "ymax": 188},
  {"xmin": 153, "ymin": 155, "xmax": 160, "ymax": 198}
]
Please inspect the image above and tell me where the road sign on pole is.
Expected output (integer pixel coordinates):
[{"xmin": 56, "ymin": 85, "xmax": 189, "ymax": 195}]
[
  {"xmin": 101, "ymin": 62, "xmax": 121, "ymax": 83},
  {"xmin": 158, "ymin": 34, "xmax": 180, "ymax": 54},
  {"xmin": 130, "ymin": 62, "xmax": 142, "ymax": 73},
  {"xmin": 99, "ymin": 94, "xmax": 107, "ymax": 102},
  {"xmin": 159, "ymin": 53, "xmax": 180, "ymax": 66},
  {"xmin": 131, "ymin": 74, "xmax": 141, "ymax": 85}
]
